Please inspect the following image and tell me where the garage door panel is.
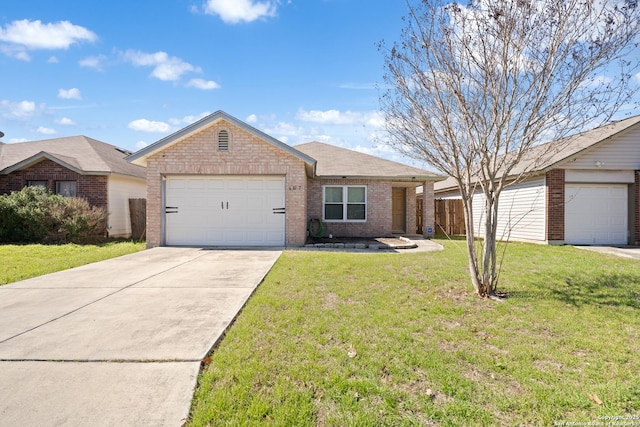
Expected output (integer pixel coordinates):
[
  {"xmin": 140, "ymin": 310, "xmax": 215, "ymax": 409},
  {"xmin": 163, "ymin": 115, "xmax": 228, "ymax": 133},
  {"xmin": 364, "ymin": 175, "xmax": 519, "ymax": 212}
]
[
  {"xmin": 565, "ymin": 184, "xmax": 627, "ymax": 245},
  {"xmin": 165, "ymin": 176, "xmax": 285, "ymax": 246},
  {"xmin": 205, "ymin": 229, "xmax": 225, "ymax": 242}
]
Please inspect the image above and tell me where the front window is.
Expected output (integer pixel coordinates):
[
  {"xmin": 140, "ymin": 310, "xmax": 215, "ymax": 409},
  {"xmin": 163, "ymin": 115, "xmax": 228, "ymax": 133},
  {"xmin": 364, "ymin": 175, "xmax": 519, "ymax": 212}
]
[
  {"xmin": 55, "ymin": 181, "xmax": 77, "ymax": 197},
  {"xmin": 28, "ymin": 180, "xmax": 48, "ymax": 189},
  {"xmin": 323, "ymin": 185, "xmax": 366, "ymax": 221}
]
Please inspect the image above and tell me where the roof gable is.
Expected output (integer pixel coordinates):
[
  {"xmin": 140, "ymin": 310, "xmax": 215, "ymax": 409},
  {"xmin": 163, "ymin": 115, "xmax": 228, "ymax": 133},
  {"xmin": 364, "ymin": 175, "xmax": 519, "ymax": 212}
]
[
  {"xmin": 295, "ymin": 141, "xmax": 442, "ymax": 181},
  {"xmin": 127, "ymin": 111, "xmax": 316, "ymax": 173},
  {"xmin": 514, "ymin": 114, "xmax": 640, "ymax": 174},
  {"xmin": 435, "ymin": 114, "xmax": 640, "ymax": 192},
  {"xmin": 2, "ymin": 152, "xmax": 83, "ymax": 174},
  {"xmin": 0, "ymin": 136, "xmax": 146, "ymax": 178}
]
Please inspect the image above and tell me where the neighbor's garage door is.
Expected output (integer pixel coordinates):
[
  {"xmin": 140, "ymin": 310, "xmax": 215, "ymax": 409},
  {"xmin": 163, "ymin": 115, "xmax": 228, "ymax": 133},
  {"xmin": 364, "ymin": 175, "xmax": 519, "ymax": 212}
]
[
  {"xmin": 565, "ymin": 183, "xmax": 628, "ymax": 245},
  {"xmin": 165, "ymin": 175, "xmax": 285, "ymax": 246}
]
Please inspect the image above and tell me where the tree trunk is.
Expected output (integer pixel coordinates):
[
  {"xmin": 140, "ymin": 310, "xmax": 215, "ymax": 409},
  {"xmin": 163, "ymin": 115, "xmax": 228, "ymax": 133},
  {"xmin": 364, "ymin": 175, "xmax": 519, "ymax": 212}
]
[
  {"xmin": 461, "ymin": 188, "xmax": 501, "ymax": 299},
  {"xmin": 461, "ymin": 194, "xmax": 483, "ymax": 296},
  {"xmin": 482, "ymin": 193, "xmax": 499, "ymax": 297}
]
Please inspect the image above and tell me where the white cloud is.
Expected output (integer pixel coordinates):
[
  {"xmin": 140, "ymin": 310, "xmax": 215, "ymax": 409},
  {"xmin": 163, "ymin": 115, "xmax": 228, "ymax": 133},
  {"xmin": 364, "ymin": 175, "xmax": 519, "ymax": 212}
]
[
  {"xmin": 0, "ymin": 44, "xmax": 30, "ymax": 61},
  {"xmin": 56, "ymin": 117, "xmax": 76, "ymax": 125},
  {"xmin": 36, "ymin": 126, "xmax": 56, "ymax": 135},
  {"xmin": 58, "ymin": 88, "xmax": 82, "ymax": 100},
  {"xmin": 580, "ymin": 75, "xmax": 613, "ymax": 89},
  {"xmin": 0, "ymin": 99, "xmax": 45, "ymax": 119},
  {"xmin": 47, "ymin": 56, "xmax": 59, "ymax": 63},
  {"xmin": 296, "ymin": 109, "xmax": 385, "ymax": 128},
  {"xmin": 128, "ymin": 118, "xmax": 171, "ymax": 133},
  {"xmin": 134, "ymin": 140, "xmax": 149, "ymax": 150},
  {"xmin": 339, "ymin": 82, "xmax": 378, "ymax": 90},
  {"xmin": 9, "ymin": 138, "xmax": 29, "ymax": 143},
  {"xmin": 246, "ymin": 114, "xmax": 258, "ymax": 123},
  {"xmin": 0, "ymin": 20, "xmax": 97, "ymax": 50},
  {"xmin": 296, "ymin": 109, "xmax": 351, "ymax": 124},
  {"xmin": 186, "ymin": 78, "xmax": 220, "ymax": 90},
  {"xmin": 79, "ymin": 54, "xmax": 107, "ymax": 71},
  {"xmin": 202, "ymin": 0, "xmax": 278, "ymax": 24},
  {"xmin": 122, "ymin": 50, "xmax": 201, "ymax": 81},
  {"xmin": 264, "ymin": 121, "xmax": 305, "ymax": 137},
  {"xmin": 167, "ymin": 112, "xmax": 211, "ymax": 126},
  {"xmin": 365, "ymin": 111, "xmax": 385, "ymax": 128}
]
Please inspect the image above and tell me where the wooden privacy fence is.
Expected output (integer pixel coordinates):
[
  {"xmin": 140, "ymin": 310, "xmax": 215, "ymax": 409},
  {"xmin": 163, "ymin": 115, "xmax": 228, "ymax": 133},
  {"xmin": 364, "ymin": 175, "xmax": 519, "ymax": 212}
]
[
  {"xmin": 434, "ymin": 199, "xmax": 466, "ymax": 236},
  {"xmin": 128, "ymin": 198, "xmax": 146, "ymax": 240},
  {"xmin": 416, "ymin": 198, "xmax": 466, "ymax": 235}
]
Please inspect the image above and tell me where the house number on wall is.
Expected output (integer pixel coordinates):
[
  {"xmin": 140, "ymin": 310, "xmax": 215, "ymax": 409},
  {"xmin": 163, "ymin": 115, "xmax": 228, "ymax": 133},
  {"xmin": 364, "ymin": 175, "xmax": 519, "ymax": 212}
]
[{"xmin": 288, "ymin": 185, "xmax": 302, "ymax": 191}]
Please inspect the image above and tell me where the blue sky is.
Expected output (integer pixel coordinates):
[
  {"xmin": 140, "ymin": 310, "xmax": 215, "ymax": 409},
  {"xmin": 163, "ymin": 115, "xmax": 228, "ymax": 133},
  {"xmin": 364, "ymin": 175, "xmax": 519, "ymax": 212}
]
[
  {"xmin": 1, "ymin": 1, "xmax": 638, "ymax": 169},
  {"xmin": 0, "ymin": 0, "xmax": 417, "ymax": 164}
]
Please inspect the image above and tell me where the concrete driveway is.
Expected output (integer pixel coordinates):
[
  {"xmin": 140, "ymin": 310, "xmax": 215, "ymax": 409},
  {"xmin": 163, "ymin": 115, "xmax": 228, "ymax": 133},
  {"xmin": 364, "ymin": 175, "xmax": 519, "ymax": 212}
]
[
  {"xmin": 0, "ymin": 247, "xmax": 282, "ymax": 426},
  {"xmin": 574, "ymin": 245, "xmax": 640, "ymax": 260}
]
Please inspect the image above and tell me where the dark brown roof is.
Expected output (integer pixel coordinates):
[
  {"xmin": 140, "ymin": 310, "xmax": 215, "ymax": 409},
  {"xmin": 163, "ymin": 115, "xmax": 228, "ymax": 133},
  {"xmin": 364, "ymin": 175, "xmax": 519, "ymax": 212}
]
[{"xmin": 0, "ymin": 135, "xmax": 146, "ymax": 178}]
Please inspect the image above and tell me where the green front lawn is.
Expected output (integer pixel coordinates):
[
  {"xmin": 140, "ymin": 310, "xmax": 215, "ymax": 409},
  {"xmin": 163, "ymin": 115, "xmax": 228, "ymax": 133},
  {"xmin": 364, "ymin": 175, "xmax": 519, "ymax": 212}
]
[
  {"xmin": 0, "ymin": 241, "xmax": 146, "ymax": 285},
  {"xmin": 188, "ymin": 241, "xmax": 640, "ymax": 426}
]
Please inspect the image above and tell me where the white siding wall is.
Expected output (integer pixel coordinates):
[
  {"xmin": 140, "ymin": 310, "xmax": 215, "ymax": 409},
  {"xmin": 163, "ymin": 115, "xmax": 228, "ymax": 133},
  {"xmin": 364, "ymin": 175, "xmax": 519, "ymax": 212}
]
[
  {"xmin": 107, "ymin": 174, "xmax": 147, "ymax": 238},
  {"xmin": 562, "ymin": 125, "xmax": 640, "ymax": 170},
  {"xmin": 471, "ymin": 177, "xmax": 547, "ymax": 243},
  {"xmin": 565, "ymin": 170, "xmax": 635, "ymax": 183}
]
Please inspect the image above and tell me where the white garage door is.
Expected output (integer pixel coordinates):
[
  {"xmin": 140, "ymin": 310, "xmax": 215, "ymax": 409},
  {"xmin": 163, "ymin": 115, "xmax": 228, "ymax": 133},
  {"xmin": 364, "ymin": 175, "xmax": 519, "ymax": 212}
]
[
  {"xmin": 565, "ymin": 184, "xmax": 628, "ymax": 245},
  {"xmin": 165, "ymin": 175, "xmax": 285, "ymax": 246}
]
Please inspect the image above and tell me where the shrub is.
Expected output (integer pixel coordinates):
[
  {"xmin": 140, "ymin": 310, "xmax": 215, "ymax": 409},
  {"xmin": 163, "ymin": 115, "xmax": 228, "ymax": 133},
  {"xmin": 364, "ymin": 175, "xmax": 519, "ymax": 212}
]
[
  {"xmin": 0, "ymin": 186, "xmax": 50, "ymax": 242},
  {"xmin": 0, "ymin": 186, "xmax": 108, "ymax": 243}
]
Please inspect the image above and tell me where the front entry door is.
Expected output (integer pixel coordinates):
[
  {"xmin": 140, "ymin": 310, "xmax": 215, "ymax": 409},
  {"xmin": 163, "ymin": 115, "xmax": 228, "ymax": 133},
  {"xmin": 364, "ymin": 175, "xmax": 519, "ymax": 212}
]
[{"xmin": 392, "ymin": 188, "xmax": 406, "ymax": 234}]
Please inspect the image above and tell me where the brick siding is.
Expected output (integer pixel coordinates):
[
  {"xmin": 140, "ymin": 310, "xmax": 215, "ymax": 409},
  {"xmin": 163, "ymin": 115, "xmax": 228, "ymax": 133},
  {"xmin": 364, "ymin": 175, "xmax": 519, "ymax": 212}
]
[
  {"xmin": 145, "ymin": 122, "xmax": 308, "ymax": 247},
  {"xmin": 635, "ymin": 171, "xmax": 640, "ymax": 245},
  {"xmin": 0, "ymin": 159, "xmax": 108, "ymax": 207},
  {"xmin": 546, "ymin": 169, "xmax": 565, "ymax": 243},
  {"xmin": 421, "ymin": 181, "xmax": 435, "ymax": 236},
  {"xmin": 306, "ymin": 180, "xmax": 425, "ymax": 238},
  {"xmin": 307, "ymin": 179, "xmax": 392, "ymax": 237},
  {"xmin": 405, "ymin": 186, "xmax": 417, "ymax": 235}
]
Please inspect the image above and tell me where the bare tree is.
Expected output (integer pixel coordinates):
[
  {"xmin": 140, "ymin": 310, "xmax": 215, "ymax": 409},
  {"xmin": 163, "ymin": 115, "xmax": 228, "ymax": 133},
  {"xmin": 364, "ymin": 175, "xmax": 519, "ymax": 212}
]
[{"xmin": 380, "ymin": 0, "xmax": 640, "ymax": 298}]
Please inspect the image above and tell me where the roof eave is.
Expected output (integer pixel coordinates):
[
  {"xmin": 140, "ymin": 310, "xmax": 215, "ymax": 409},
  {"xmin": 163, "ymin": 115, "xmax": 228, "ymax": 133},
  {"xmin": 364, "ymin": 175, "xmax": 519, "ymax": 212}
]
[
  {"xmin": 1, "ymin": 152, "xmax": 86, "ymax": 175},
  {"xmin": 126, "ymin": 110, "xmax": 317, "ymax": 170},
  {"xmin": 315, "ymin": 174, "xmax": 444, "ymax": 181}
]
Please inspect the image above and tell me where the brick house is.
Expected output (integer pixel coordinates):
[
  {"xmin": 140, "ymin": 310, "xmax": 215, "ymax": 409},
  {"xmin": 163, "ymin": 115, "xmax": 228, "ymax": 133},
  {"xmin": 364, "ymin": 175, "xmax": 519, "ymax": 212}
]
[
  {"xmin": 127, "ymin": 110, "xmax": 441, "ymax": 247},
  {"xmin": 0, "ymin": 136, "xmax": 147, "ymax": 238},
  {"xmin": 434, "ymin": 115, "xmax": 640, "ymax": 245}
]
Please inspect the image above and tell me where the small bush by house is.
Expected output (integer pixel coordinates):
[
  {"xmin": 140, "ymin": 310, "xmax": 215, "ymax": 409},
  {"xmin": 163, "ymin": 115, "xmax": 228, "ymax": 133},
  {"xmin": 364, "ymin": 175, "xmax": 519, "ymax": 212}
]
[{"xmin": 0, "ymin": 186, "xmax": 108, "ymax": 243}]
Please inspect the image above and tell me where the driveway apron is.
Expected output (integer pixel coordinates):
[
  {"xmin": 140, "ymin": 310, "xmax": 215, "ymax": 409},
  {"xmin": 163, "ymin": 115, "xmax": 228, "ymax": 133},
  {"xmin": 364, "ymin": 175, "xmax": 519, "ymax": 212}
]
[{"xmin": 0, "ymin": 247, "xmax": 282, "ymax": 426}]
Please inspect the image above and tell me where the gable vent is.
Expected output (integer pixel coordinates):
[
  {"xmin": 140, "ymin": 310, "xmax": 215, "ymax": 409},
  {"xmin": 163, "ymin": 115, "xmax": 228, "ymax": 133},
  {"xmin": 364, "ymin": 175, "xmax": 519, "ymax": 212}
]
[{"xmin": 218, "ymin": 130, "xmax": 229, "ymax": 152}]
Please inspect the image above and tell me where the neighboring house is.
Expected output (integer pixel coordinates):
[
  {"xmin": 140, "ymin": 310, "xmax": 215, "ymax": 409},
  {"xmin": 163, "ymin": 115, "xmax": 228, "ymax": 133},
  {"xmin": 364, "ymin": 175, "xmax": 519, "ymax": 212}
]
[
  {"xmin": 127, "ymin": 110, "xmax": 441, "ymax": 247},
  {"xmin": 0, "ymin": 136, "xmax": 147, "ymax": 238},
  {"xmin": 435, "ymin": 115, "xmax": 640, "ymax": 245}
]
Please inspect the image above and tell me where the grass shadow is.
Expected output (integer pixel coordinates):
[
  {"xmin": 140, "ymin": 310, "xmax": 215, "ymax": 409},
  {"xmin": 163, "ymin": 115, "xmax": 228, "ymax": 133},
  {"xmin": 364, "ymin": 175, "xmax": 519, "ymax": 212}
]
[{"xmin": 548, "ymin": 272, "xmax": 640, "ymax": 310}]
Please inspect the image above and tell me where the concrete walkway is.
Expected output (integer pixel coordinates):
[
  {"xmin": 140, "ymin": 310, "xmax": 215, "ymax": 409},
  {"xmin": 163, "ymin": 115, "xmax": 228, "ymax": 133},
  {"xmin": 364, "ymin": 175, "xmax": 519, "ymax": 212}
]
[
  {"xmin": 298, "ymin": 236, "xmax": 444, "ymax": 253},
  {"xmin": 0, "ymin": 247, "xmax": 282, "ymax": 426}
]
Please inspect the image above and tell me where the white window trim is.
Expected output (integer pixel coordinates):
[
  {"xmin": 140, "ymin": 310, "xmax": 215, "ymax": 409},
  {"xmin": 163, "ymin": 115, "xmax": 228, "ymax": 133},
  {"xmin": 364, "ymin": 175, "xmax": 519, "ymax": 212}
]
[{"xmin": 322, "ymin": 185, "xmax": 367, "ymax": 222}]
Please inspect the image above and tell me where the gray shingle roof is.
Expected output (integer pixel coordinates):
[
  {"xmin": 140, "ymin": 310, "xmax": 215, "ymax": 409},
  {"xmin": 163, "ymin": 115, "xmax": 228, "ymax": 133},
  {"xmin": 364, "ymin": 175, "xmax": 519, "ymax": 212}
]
[
  {"xmin": 435, "ymin": 114, "xmax": 640, "ymax": 192},
  {"xmin": 295, "ymin": 141, "xmax": 443, "ymax": 181},
  {"xmin": 0, "ymin": 136, "xmax": 146, "ymax": 178}
]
